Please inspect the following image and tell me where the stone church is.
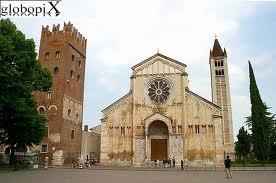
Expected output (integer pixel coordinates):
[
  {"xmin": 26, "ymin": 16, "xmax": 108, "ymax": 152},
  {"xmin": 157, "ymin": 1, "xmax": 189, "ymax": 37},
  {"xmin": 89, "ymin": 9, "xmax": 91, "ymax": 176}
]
[{"xmin": 100, "ymin": 38, "xmax": 234, "ymax": 167}]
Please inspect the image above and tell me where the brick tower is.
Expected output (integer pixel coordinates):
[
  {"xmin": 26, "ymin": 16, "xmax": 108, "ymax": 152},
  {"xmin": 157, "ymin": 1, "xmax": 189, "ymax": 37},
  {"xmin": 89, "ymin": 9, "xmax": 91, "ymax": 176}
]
[
  {"xmin": 209, "ymin": 38, "xmax": 234, "ymax": 154},
  {"xmin": 34, "ymin": 22, "xmax": 87, "ymax": 165}
]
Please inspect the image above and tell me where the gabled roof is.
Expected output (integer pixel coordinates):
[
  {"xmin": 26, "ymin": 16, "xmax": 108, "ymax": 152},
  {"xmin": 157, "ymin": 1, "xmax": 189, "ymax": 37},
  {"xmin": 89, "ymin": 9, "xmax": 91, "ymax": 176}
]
[
  {"xmin": 131, "ymin": 52, "xmax": 187, "ymax": 70},
  {"xmin": 185, "ymin": 88, "xmax": 221, "ymax": 109},
  {"xmin": 211, "ymin": 38, "xmax": 226, "ymax": 57},
  {"xmin": 101, "ymin": 91, "xmax": 132, "ymax": 113}
]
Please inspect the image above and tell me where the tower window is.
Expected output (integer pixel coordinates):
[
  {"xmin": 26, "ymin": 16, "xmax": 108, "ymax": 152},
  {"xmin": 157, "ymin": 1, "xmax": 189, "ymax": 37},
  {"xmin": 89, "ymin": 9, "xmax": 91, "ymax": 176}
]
[
  {"xmin": 54, "ymin": 67, "xmax": 59, "ymax": 74},
  {"xmin": 72, "ymin": 55, "xmax": 75, "ymax": 61},
  {"xmin": 71, "ymin": 130, "xmax": 75, "ymax": 139},
  {"xmin": 45, "ymin": 52, "xmax": 50, "ymax": 60},
  {"xmin": 221, "ymin": 60, "xmax": 224, "ymax": 66},
  {"xmin": 77, "ymin": 74, "xmax": 80, "ymax": 81},
  {"xmin": 55, "ymin": 51, "xmax": 61, "ymax": 59},
  {"xmin": 215, "ymin": 61, "xmax": 217, "ymax": 67},
  {"xmin": 78, "ymin": 60, "xmax": 81, "ymax": 67},
  {"xmin": 47, "ymin": 91, "xmax": 52, "ymax": 99},
  {"xmin": 215, "ymin": 70, "xmax": 219, "ymax": 76},
  {"xmin": 221, "ymin": 69, "xmax": 224, "ymax": 75},
  {"xmin": 41, "ymin": 144, "xmax": 48, "ymax": 153},
  {"xmin": 70, "ymin": 70, "xmax": 74, "ymax": 79},
  {"xmin": 38, "ymin": 107, "xmax": 46, "ymax": 114}
]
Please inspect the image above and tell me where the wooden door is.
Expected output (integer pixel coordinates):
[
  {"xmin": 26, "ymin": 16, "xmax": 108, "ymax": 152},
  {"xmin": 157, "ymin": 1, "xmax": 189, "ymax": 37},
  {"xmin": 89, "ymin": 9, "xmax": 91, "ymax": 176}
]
[{"xmin": 151, "ymin": 139, "xmax": 167, "ymax": 160}]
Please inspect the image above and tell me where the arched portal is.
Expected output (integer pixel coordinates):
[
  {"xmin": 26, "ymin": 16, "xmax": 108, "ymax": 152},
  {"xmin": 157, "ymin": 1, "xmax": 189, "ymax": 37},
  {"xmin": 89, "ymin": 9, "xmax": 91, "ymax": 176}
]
[{"xmin": 148, "ymin": 120, "xmax": 169, "ymax": 161}]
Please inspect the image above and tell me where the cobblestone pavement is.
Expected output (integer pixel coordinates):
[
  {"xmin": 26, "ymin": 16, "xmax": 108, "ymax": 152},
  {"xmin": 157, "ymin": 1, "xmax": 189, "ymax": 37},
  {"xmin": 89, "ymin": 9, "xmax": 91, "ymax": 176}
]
[{"xmin": 0, "ymin": 168, "xmax": 275, "ymax": 183}]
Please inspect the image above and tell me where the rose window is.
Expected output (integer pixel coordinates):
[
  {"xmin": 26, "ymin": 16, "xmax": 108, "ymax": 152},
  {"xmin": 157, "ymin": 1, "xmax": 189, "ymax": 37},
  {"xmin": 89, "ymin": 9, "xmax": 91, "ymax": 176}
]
[{"xmin": 148, "ymin": 78, "xmax": 170, "ymax": 104}]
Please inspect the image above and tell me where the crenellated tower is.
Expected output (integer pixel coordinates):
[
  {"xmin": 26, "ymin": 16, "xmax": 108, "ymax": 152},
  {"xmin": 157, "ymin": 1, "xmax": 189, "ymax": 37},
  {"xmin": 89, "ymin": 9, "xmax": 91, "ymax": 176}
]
[
  {"xmin": 34, "ymin": 22, "xmax": 87, "ymax": 165},
  {"xmin": 209, "ymin": 38, "xmax": 234, "ymax": 153}
]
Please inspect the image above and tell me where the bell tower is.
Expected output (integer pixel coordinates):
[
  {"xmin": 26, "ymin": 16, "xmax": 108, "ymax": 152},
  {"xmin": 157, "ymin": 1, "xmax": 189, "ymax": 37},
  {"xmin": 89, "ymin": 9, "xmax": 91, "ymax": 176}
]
[
  {"xmin": 34, "ymin": 22, "xmax": 87, "ymax": 165},
  {"xmin": 209, "ymin": 38, "xmax": 234, "ymax": 153}
]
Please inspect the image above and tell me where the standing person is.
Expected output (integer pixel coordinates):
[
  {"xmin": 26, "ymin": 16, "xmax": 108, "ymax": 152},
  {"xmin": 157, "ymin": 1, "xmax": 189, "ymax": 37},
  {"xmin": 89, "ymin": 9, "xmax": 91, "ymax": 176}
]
[
  {"xmin": 172, "ymin": 158, "xmax": 176, "ymax": 168},
  {"xmin": 224, "ymin": 155, "xmax": 232, "ymax": 179},
  {"xmin": 181, "ymin": 160, "xmax": 184, "ymax": 171}
]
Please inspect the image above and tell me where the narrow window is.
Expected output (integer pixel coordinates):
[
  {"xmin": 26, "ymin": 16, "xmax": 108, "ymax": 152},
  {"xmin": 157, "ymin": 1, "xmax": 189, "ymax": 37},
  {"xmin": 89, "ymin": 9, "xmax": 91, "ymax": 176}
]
[
  {"xmin": 215, "ymin": 70, "xmax": 219, "ymax": 76},
  {"xmin": 71, "ymin": 130, "xmax": 75, "ymax": 139},
  {"xmin": 72, "ymin": 55, "xmax": 75, "ymax": 61},
  {"xmin": 221, "ymin": 69, "xmax": 224, "ymax": 75},
  {"xmin": 121, "ymin": 127, "xmax": 125, "ymax": 136},
  {"xmin": 45, "ymin": 52, "xmax": 50, "ymax": 60},
  {"xmin": 78, "ymin": 60, "xmax": 81, "ymax": 67},
  {"xmin": 76, "ymin": 113, "xmax": 79, "ymax": 120},
  {"xmin": 221, "ymin": 60, "xmax": 224, "ymax": 66},
  {"xmin": 55, "ymin": 51, "xmax": 61, "ymax": 59},
  {"xmin": 77, "ymin": 74, "xmax": 80, "ymax": 81},
  {"xmin": 178, "ymin": 125, "xmax": 182, "ymax": 133},
  {"xmin": 70, "ymin": 70, "xmax": 74, "ymax": 79},
  {"xmin": 54, "ymin": 67, "xmax": 59, "ymax": 74},
  {"xmin": 41, "ymin": 144, "xmax": 48, "ymax": 153},
  {"xmin": 195, "ymin": 125, "xmax": 200, "ymax": 134},
  {"xmin": 215, "ymin": 61, "xmax": 217, "ymax": 67},
  {"xmin": 68, "ymin": 109, "xmax": 71, "ymax": 116}
]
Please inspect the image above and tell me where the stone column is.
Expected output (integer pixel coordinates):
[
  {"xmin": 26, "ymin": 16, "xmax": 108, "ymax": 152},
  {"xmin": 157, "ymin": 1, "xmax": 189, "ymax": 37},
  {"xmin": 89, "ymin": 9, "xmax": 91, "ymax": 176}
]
[{"xmin": 145, "ymin": 134, "xmax": 148, "ymax": 160}]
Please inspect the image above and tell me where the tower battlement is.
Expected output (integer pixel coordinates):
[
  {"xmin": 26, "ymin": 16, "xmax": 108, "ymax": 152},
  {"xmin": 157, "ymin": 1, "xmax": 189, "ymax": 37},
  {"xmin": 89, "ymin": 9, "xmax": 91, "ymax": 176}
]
[{"xmin": 41, "ymin": 22, "xmax": 87, "ymax": 54}]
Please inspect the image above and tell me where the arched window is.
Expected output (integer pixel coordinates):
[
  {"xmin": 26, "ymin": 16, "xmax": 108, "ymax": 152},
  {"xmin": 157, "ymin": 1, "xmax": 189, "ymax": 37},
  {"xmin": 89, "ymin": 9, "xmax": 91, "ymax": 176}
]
[
  {"xmin": 71, "ymin": 130, "xmax": 75, "ymax": 139},
  {"xmin": 54, "ymin": 67, "xmax": 59, "ymax": 74},
  {"xmin": 221, "ymin": 69, "xmax": 224, "ymax": 75},
  {"xmin": 45, "ymin": 52, "xmax": 50, "ymax": 60},
  {"xmin": 215, "ymin": 70, "xmax": 219, "ymax": 76},
  {"xmin": 221, "ymin": 60, "xmax": 224, "ymax": 66},
  {"xmin": 215, "ymin": 61, "xmax": 217, "ymax": 67},
  {"xmin": 68, "ymin": 109, "xmax": 71, "ymax": 116},
  {"xmin": 37, "ymin": 106, "xmax": 46, "ymax": 114}
]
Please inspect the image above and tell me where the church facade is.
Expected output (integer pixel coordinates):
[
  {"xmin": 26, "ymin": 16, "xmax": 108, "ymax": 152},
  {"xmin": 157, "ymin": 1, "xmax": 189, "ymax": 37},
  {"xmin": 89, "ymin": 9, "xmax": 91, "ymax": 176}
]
[{"xmin": 100, "ymin": 39, "xmax": 234, "ymax": 167}]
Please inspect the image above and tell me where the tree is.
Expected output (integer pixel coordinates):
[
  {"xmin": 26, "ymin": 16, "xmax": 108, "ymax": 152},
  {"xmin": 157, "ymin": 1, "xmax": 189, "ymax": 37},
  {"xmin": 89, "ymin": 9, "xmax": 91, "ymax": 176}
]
[
  {"xmin": 0, "ymin": 19, "xmax": 52, "ymax": 165},
  {"xmin": 247, "ymin": 61, "xmax": 275, "ymax": 160},
  {"xmin": 235, "ymin": 126, "xmax": 251, "ymax": 161}
]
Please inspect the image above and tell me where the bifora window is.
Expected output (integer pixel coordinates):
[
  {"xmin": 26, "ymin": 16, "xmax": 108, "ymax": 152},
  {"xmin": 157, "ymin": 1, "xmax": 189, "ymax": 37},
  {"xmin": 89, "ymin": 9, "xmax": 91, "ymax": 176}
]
[{"xmin": 148, "ymin": 78, "xmax": 170, "ymax": 104}]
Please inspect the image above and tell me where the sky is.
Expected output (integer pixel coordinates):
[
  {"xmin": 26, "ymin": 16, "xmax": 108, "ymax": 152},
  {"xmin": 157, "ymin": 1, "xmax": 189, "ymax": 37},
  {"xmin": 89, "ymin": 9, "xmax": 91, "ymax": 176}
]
[{"xmin": 5, "ymin": 0, "xmax": 276, "ymax": 139}]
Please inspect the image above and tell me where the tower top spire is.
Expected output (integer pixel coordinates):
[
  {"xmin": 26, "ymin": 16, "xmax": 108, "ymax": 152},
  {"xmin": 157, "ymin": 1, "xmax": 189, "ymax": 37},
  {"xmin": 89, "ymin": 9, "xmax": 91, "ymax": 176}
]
[{"xmin": 211, "ymin": 37, "xmax": 225, "ymax": 57}]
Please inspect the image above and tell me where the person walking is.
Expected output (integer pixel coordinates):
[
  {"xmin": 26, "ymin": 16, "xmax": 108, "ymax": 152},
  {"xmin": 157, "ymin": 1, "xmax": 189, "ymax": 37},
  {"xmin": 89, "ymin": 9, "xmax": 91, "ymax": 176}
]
[
  {"xmin": 224, "ymin": 155, "xmax": 232, "ymax": 179},
  {"xmin": 181, "ymin": 160, "xmax": 184, "ymax": 171}
]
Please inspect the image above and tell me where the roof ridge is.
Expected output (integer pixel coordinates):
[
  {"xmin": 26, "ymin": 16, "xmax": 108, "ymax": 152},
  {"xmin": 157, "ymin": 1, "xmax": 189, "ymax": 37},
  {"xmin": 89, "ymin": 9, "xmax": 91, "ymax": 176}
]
[{"xmin": 131, "ymin": 52, "xmax": 186, "ymax": 70}]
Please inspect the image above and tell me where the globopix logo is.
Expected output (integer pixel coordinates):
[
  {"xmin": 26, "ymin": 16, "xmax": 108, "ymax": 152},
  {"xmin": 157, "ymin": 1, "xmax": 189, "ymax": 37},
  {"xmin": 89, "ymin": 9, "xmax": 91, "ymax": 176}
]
[{"xmin": 0, "ymin": 0, "xmax": 62, "ymax": 17}]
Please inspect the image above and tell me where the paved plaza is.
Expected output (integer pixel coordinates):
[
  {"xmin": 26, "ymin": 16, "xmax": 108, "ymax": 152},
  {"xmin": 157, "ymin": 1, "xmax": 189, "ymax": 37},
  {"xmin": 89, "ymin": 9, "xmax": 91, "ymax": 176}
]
[{"xmin": 0, "ymin": 168, "xmax": 276, "ymax": 183}]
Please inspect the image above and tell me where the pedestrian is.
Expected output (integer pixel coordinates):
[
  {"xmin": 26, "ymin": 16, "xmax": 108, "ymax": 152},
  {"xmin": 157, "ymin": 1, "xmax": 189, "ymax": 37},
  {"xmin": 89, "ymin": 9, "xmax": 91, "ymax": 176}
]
[
  {"xmin": 224, "ymin": 155, "xmax": 232, "ymax": 179},
  {"xmin": 172, "ymin": 158, "xmax": 176, "ymax": 168},
  {"xmin": 181, "ymin": 160, "xmax": 184, "ymax": 171}
]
